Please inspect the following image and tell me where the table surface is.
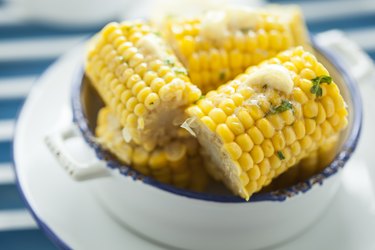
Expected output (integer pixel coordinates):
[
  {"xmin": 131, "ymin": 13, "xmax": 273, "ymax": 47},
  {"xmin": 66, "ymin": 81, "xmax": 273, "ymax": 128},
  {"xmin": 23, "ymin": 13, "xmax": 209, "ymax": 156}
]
[{"xmin": 1, "ymin": 0, "xmax": 375, "ymax": 249}]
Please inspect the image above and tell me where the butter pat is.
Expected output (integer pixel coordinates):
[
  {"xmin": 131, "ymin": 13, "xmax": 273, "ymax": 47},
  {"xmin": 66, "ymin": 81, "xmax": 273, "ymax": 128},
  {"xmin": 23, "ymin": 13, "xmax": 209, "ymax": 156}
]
[
  {"xmin": 136, "ymin": 34, "xmax": 166, "ymax": 59},
  {"xmin": 200, "ymin": 6, "xmax": 260, "ymax": 42},
  {"xmin": 200, "ymin": 10, "xmax": 228, "ymax": 42},
  {"xmin": 245, "ymin": 65, "xmax": 294, "ymax": 94},
  {"xmin": 226, "ymin": 6, "xmax": 260, "ymax": 31}
]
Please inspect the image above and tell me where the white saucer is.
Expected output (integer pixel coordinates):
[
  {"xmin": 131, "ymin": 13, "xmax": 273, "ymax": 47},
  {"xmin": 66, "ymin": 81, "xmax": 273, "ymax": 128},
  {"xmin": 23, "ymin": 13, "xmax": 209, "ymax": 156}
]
[{"xmin": 13, "ymin": 45, "xmax": 375, "ymax": 250}]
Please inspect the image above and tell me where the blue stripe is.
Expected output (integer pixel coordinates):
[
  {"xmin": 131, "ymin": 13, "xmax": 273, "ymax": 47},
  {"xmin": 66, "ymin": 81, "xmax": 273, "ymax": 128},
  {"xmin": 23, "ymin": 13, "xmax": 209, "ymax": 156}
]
[
  {"xmin": 0, "ymin": 141, "xmax": 11, "ymax": 163},
  {"xmin": 0, "ymin": 23, "xmax": 99, "ymax": 39},
  {"xmin": 367, "ymin": 50, "xmax": 375, "ymax": 61},
  {"xmin": 268, "ymin": 0, "xmax": 333, "ymax": 2},
  {"xmin": 0, "ymin": 98, "xmax": 24, "ymax": 120},
  {"xmin": 0, "ymin": 59, "xmax": 55, "ymax": 77},
  {"xmin": 308, "ymin": 13, "xmax": 375, "ymax": 33},
  {"xmin": 0, "ymin": 229, "xmax": 57, "ymax": 250},
  {"xmin": 0, "ymin": 184, "xmax": 25, "ymax": 209}
]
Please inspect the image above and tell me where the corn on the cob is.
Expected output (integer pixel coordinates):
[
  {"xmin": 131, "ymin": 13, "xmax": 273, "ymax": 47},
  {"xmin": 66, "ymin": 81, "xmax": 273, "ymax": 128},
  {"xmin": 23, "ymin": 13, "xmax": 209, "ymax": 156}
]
[
  {"xmin": 86, "ymin": 21, "xmax": 202, "ymax": 151},
  {"xmin": 185, "ymin": 46, "xmax": 348, "ymax": 200},
  {"xmin": 163, "ymin": 5, "xmax": 309, "ymax": 93},
  {"xmin": 96, "ymin": 107, "xmax": 209, "ymax": 191}
]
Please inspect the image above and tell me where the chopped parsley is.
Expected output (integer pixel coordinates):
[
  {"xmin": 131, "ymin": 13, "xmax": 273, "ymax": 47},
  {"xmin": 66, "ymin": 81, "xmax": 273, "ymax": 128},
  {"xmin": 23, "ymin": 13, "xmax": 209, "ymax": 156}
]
[
  {"xmin": 164, "ymin": 58, "xmax": 175, "ymax": 66},
  {"xmin": 277, "ymin": 151, "xmax": 285, "ymax": 160},
  {"xmin": 173, "ymin": 67, "xmax": 188, "ymax": 75},
  {"xmin": 219, "ymin": 71, "xmax": 226, "ymax": 81},
  {"xmin": 310, "ymin": 75, "xmax": 332, "ymax": 97},
  {"xmin": 269, "ymin": 100, "xmax": 293, "ymax": 115},
  {"xmin": 198, "ymin": 95, "xmax": 205, "ymax": 101},
  {"xmin": 153, "ymin": 31, "xmax": 161, "ymax": 36},
  {"xmin": 240, "ymin": 27, "xmax": 251, "ymax": 33}
]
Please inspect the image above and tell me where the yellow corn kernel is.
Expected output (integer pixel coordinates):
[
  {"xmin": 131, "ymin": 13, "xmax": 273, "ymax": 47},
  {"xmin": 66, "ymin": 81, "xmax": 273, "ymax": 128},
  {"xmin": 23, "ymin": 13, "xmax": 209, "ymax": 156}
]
[
  {"xmin": 250, "ymin": 145, "xmax": 264, "ymax": 164},
  {"xmin": 248, "ymin": 165, "xmax": 261, "ymax": 180},
  {"xmin": 259, "ymin": 159, "xmax": 271, "ymax": 175},
  {"xmin": 224, "ymin": 142, "xmax": 243, "ymax": 160},
  {"xmin": 321, "ymin": 96, "xmax": 335, "ymax": 118},
  {"xmin": 216, "ymin": 124, "xmax": 235, "ymax": 143},
  {"xmin": 293, "ymin": 120, "xmax": 306, "ymax": 139},
  {"xmin": 238, "ymin": 153, "xmax": 254, "ymax": 171},
  {"xmin": 144, "ymin": 93, "xmax": 160, "ymax": 110},
  {"xmin": 209, "ymin": 108, "xmax": 227, "ymax": 124},
  {"xmin": 235, "ymin": 133, "xmax": 254, "ymax": 152},
  {"xmin": 248, "ymin": 127, "xmax": 265, "ymax": 145},
  {"xmin": 283, "ymin": 126, "xmax": 297, "ymax": 145},
  {"xmin": 305, "ymin": 119, "xmax": 316, "ymax": 135},
  {"xmin": 256, "ymin": 118, "xmax": 275, "ymax": 138},
  {"xmin": 226, "ymin": 116, "xmax": 245, "ymax": 135},
  {"xmin": 261, "ymin": 139, "xmax": 274, "ymax": 158},
  {"xmin": 201, "ymin": 116, "xmax": 217, "ymax": 132}
]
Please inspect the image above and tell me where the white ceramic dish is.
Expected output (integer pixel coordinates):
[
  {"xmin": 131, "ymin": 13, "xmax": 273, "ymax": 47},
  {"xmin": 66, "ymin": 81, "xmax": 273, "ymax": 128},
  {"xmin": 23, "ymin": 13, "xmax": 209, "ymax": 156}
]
[
  {"xmin": 42, "ymin": 37, "xmax": 361, "ymax": 250},
  {"xmin": 12, "ymin": 42, "xmax": 375, "ymax": 250}
]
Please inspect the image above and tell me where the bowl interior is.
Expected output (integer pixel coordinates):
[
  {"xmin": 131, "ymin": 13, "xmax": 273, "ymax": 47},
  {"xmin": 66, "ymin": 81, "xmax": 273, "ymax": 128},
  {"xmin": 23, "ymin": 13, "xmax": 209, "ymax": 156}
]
[{"xmin": 73, "ymin": 44, "xmax": 362, "ymax": 202}]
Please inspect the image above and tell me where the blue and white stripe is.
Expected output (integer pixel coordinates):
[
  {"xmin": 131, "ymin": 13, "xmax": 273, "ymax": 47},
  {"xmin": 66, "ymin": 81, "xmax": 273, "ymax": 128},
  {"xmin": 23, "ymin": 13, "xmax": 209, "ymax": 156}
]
[{"xmin": 0, "ymin": 0, "xmax": 375, "ymax": 248}]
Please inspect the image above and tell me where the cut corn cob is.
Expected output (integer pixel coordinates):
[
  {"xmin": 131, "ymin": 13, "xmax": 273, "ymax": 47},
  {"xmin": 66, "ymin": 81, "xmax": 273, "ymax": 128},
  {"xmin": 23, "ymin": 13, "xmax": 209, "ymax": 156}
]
[
  {"xmin": 162, "ymin": 5, "xmax": 309, "ymax": 93},
  {"xmin": 86, "ymin": 21, "xmax": 201, "ymax": 151},
  {"xmin": 185, "ymin": 46, "xmax": 348, "ymax": 200},
  {"xmin": 96, "ymin": 107, "xmax": 209, "ymax": 191}
]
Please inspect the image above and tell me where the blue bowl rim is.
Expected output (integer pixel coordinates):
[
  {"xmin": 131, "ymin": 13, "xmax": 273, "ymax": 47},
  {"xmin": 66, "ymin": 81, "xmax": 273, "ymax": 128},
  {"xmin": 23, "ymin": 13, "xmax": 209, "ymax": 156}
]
[{"xmin": 72, "ymin": 39, "xmax": 363, "ymax": 203}]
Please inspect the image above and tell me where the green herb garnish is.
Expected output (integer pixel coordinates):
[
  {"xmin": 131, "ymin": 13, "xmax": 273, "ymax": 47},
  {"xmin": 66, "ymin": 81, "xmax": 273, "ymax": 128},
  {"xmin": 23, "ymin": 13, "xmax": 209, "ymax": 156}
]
[
  {"xmin": 219, "ymin": 71, "xmax": 226, "ymax": 81},
  {"xmin": 173, "ymin": 67, "xmax": 188, "ymax": 75},
  {"xmin": 164, "ymin": 58, "xmax": 175, "ymax": 66},
  {"xmin": 198, "ymin": 95, "xmax": 205, "ymax": 101},
  {"xmin": 277, "ymin": 151, "xmax": 285, "ymax": 160},
  {"xmin": 240, "ymin": 27, "xmax": 251, "ymax": 33},
  {"xmin": 310, "ymin": 75, "xmax": 332, "ymax": 97},
  {"xmin": 153, "ymin": 31, "xmax": 161, "ymax": 36},
  {"xmin": 269, "ymin": 100, "xmax": 293, "ymax": 115}
]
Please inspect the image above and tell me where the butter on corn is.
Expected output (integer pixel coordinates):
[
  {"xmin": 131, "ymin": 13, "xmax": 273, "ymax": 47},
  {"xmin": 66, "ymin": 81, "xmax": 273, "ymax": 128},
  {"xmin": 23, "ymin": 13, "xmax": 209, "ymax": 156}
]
[
  {"xmin": 162, "ymin": 5, "xmax": 310, "ymax": 93},
  {"xmin": 95, "ymin": 107, "xmax": 209, "ymax": 191},
  {"xmin": 86, "ymin": 21, "xmax": 201, "ymax": 151},
  {"xmin": 186, "ymin": 47, "xmax": 348, "ymax": 200}
]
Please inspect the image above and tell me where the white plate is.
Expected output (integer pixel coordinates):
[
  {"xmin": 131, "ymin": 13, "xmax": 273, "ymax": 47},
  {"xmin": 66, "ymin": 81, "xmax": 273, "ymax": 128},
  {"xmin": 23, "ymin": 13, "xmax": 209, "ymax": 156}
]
[{"xmin": 13, "ymin": 45, "xmax": 375, "ymax": 250}]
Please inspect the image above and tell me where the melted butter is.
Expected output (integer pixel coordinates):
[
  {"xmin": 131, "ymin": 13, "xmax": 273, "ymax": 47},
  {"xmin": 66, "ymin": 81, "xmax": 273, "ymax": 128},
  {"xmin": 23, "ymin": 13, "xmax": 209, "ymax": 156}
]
[
  {"xmin": 200, "ymin": 6, "xmax": 261, "ymax": 42},
  {"xmin": 136, "ymin": 34, "xmax": 166, "ymax": 60},
  {"xmin": 244, "ymin": 64, "xmax": 294, "ymax": 94}
]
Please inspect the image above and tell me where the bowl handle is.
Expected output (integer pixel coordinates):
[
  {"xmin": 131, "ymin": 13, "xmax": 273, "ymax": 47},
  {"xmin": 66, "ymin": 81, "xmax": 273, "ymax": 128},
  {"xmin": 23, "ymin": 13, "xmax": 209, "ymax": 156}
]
[
  {"xmin": 315, "ymin": 30, "xmax": 375, "ymax": 82},
  {"xmin": 44, "ymin": 124, "xmax": 110, "ymax": 181}
]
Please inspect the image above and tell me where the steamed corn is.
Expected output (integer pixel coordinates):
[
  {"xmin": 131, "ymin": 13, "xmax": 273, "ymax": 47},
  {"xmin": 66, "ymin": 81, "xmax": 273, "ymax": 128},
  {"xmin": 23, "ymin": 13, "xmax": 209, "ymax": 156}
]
[
  {"xmin": 86, "ymin": 21, "xmax": 201, "ymax": 150},
  {"xmin": 96, "ymin": 107, "xmax": 209, "ymax": 191},
  {"xmin": 186, "ymin": 47, "xmax": 348, "ymax": 200},
  {"xmin": 163, "ymin": 5, "xmax": 309, "ymax": 93}
]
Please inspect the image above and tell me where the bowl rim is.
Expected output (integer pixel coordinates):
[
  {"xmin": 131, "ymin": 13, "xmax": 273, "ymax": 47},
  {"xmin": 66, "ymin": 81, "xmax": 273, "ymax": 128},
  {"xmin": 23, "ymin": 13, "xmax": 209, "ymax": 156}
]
[{"xmin": 72, "ymin": 39, "xmax": 363, "ymax": 203}]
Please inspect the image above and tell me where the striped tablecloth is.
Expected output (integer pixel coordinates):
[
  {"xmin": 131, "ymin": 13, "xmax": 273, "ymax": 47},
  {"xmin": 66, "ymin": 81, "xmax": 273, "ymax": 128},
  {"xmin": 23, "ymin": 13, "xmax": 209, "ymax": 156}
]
[{"xmin": 0, "ymin": 0, "xmax": 374, "ymax": 249}]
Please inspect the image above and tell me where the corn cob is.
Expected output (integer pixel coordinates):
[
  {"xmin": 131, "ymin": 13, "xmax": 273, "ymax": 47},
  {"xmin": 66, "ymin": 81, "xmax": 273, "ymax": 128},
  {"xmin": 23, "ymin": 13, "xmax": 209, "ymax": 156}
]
[
  {"xmin": 95, "ymin": 107, "xmax": 209, "ymax": 191},
  {"xmin": 162, "ymin": 5, "xmax": 309, "ymax": 93},
  {"xmin": 185, "ymin": 46, "xmax": 348, "ymax": 200},
  {"xmin": 86, "ymin": 21, "xmax": 202, "ymax": 151}
]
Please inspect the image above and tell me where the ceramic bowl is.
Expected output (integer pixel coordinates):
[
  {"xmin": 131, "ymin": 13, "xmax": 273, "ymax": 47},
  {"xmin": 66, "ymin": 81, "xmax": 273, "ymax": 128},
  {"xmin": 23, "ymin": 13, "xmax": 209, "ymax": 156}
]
[{"xmin": 54, "ymin": 41, "xmax": 362, "ymax": 250}]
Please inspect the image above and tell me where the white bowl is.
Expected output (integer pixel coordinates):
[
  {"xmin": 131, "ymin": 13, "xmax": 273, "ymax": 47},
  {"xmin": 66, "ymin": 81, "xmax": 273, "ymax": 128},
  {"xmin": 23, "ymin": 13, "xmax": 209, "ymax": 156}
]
[{"xmin": 47, "ymin": 41, "xmax": 362, "ymax": 250}]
